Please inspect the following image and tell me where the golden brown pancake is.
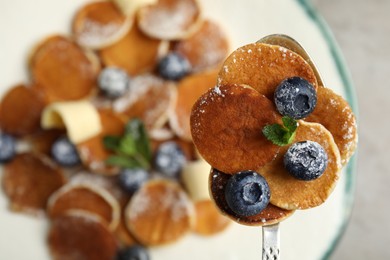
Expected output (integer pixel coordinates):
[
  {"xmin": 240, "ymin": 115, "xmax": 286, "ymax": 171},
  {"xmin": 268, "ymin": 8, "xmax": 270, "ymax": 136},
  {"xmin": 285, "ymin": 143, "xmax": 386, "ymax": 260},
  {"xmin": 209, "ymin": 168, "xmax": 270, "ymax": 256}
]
[
  {"xmin": 260, "ymin": 121, "xmax": 341, "ymax": 210},
  {"xmin": 72, "ymin": 1, "xmax": 132, "ymax": 49},
  {"xmin": 113, "ymin": 74, "xmax": 176, "ymax": 131},
  {"xmin": 174, "ymin": 19, "xmax": 230, "ymax": 72},
  {"xmin": 0, "ymin": 84, "xmax": 46, "ymax": 136},
  {"xmin": 170, "ymin": 69, "xmax": 218, "ymax": 141},
  {"xmin": 193, "ymin": 199, "xmax": 231, "ymax": 235},
  {"xmin": 77, "ymin": 108, "xmax": 125, "ymax": 175},
  {"xmin": 217, "ymin": 42, "xmax": 318, "ymax": 99},
  {"xmin": 99, "ymin": 24, "xmax": 162, "ymax": 75},
  {"xmin": 30, "ymin": 35, "xmax": 99, "ymax": 102},
  {"xmin": 48, "ymin": 211, "xmax": 118, "ymax": 260},
  {"xmin": 209, "ymin": 169, "xmax": 294, "ymax": 226},
  {"xmin": 2, "ymin": 153, "xmax": 65, "ymax": 215},
  {"xmin": 191, "ymin": 84, "xmax": 281, "ymax": 174},
  {"xmin": 47, "ymin": 183, "xmax": 120, "ymax": 231},
  {"xmin": 306, "ymin": 86, "xmax": 358, "ymax": 165},
  {"xmin": 124, "ymin": 179, "xmax": 194, "ymax": 246},
  {"xmin": 137, "ymin": 0, "xmax": 202, "ymax": 40}
]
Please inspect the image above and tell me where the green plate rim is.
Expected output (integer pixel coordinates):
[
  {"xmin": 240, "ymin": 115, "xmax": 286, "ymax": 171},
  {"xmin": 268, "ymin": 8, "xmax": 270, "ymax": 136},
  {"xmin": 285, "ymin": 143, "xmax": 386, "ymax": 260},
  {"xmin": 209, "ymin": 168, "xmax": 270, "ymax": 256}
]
[{"xmin": 296, "ymin": 0, "xmax": 358, "ymax": 259}]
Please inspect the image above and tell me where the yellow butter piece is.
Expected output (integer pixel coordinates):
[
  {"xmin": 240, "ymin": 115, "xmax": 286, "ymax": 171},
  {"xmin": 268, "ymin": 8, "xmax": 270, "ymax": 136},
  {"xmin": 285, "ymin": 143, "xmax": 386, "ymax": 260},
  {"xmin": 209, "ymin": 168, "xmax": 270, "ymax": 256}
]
[
  {"xmin": 41, "ymin": 100, "xmax": 102, "ymax": 144},
  {"xmin": 112, "ymin": 0, "xmax": 157, "ymax": 16},
  {"xmin": 181, "ymin": 159, "xmax": 211, "ymax": 202}
]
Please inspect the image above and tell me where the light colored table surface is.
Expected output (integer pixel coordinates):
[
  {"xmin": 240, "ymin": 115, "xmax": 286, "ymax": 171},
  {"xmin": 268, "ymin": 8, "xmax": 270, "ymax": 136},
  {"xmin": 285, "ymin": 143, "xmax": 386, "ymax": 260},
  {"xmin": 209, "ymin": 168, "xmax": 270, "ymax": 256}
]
[{"xmin": 313, "ymin": 0, "xmax": 390, "ymax": 259}]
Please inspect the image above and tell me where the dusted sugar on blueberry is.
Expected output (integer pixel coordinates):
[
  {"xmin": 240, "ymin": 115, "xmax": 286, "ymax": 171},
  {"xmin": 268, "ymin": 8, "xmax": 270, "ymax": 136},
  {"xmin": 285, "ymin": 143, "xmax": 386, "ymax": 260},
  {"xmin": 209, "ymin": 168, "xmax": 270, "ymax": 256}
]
[
  {"xmin": 274, "ymin": 77, "xmax": 317, "ymax": 119},
  {"xmin": 118, "ymin": 168, "xmax": 149, "ymax": 193},
  {"xmin": 284, "ymin": 140, "xmax": 328, "ymax": 181},
  {"xmin": 224, "ymin": 170, "xmax": 270, "ymax": 217},
  {"xmin": 154, "ymin": 141, "xmax": 187, "ymax": 178},
  {"xmin": 157, "ymin": 52, "xmax": 191, "ymax": 81},
  {"xmin": 0, "ymin": 133, "xmax": 16, "ymax": 163},
  {"xmin": 116, "ymin": 245, "xmax": 150, "ymax": 260},
  {"xmin": 98, "ymin": 67, "xmax": 130, "ymax": 98},
  {"xmin": 51, "ymin": 137, "xmax": 80, "ymax": 167}
]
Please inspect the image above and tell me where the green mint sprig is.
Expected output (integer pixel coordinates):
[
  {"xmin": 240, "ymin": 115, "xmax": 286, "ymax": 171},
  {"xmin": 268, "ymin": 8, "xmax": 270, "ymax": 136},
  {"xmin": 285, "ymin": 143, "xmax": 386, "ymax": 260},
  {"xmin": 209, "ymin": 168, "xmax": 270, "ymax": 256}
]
[
  {"xmin": 103, "ymin": 118, "xmax": 152, "ymax": 169},
  {"xmin": 262, "ymin": 116, "xmax": 298, "ymax": 146}
]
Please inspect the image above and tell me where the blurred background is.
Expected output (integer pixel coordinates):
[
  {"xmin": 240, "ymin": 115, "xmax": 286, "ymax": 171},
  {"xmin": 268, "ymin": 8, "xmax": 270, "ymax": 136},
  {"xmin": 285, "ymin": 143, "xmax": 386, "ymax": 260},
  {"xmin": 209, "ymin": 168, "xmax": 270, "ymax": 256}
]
[{"xmin": 313, "ymin": 0, "xmax": 390, "ymax": 259}]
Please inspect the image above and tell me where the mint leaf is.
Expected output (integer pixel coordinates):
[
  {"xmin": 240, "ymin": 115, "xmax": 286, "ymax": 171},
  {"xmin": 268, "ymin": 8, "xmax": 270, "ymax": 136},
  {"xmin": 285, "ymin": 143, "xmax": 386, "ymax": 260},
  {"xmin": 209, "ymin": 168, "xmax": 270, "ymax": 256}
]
[
  {"xmin": 282, "ymin": 116, "xmax": 298, "ymax": 133},
  {"xmin": 262, "ymin": 124, "xmax": 288, "ymax": 146},
  {"xmin": 125, "ymin": 118, "xmax": 152, "ymax": 162},
  {"xmin": 103, "ymin": 136, "xmax": 121, "ymax": 151},
  {"xmin": 103, "ymin": 118, "xmax": 152, "ymax": 170},
  {"xmin": 106, "ymin": 155, "xmax": 142, "ymax": 168},
  {"xmin": 262, "ymin": 117, "xmax": 298, "ymax": 146},
  {"xmin": 119, "ymin": 134, "xmax": 137, "ymax": 156}
]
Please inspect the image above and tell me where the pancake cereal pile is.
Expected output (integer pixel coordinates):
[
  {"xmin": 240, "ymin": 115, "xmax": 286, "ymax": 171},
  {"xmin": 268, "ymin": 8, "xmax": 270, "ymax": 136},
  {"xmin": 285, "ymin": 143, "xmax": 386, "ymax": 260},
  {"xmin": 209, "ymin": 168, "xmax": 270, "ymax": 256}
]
[
  {"xmin": 190, "ymin": 41, "xmax": 358, "ymax": 225},
  {"xmin": 0, "ymin": 0, "xmax": 232, "ymax": 259}
]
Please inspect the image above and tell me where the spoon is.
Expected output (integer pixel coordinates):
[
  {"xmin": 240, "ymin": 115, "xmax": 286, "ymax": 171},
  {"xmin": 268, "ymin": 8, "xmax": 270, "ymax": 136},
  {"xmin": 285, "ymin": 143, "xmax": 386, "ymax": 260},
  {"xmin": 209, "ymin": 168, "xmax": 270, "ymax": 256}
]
[{"xmin": 257, "ymin": 34, "xmax": 324, "ymax": 260}]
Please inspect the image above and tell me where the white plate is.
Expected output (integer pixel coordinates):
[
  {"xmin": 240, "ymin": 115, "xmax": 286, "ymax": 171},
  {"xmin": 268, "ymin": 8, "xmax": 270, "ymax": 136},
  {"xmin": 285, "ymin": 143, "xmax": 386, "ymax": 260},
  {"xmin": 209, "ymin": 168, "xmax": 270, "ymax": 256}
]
[{"xmin": 0, "ymin": 0, "xmax": 357, "ymax": 259}]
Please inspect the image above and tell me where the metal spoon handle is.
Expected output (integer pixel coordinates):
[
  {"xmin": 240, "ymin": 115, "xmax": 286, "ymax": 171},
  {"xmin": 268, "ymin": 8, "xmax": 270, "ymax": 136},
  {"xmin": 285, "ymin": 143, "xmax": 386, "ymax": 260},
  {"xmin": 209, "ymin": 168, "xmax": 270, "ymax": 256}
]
[{"xmin": 262, "ymin": 223, "xmax": 280, "ymax": 260}]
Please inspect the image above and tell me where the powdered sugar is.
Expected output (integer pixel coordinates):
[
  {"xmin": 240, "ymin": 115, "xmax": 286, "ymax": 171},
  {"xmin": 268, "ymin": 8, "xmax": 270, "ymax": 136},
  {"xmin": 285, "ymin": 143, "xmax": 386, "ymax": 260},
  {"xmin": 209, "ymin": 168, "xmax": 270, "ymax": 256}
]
[
  {"xmin": 139, "ymin": 0, "xmax": 199, "ymax": 39},
  {"xmin": 78, "ymin": 19, "xmax": 122, "ymax": 47}
]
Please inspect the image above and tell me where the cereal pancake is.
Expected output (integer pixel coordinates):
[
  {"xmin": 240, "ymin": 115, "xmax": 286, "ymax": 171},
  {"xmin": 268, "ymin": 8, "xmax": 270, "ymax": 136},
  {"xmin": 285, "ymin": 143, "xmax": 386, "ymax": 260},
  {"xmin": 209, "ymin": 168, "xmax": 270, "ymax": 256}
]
[
  {"xmin": 218, "ymin": 42, "xmax": 318, "ymax": 99},
  {"xmin": 2, "ymin": 153, "xmax": 65, "ymax": 215},
  {"xmin": 30, "ymin": 35, "xmax": 99, "ymax": 102},
  {"xmin": 72, "ymin": 1, "xmax": 133, "ymax": 49},
  {"xmin": 137, "ymin": 0, "xmax": 202, "ymax": 40},
  {"xmin": 260, "ymin": 121, "xmax": 341, "ymax": 210},
  {"xmin": 191, "ymin": 84, "xmax": 281, "ymax": 174}
]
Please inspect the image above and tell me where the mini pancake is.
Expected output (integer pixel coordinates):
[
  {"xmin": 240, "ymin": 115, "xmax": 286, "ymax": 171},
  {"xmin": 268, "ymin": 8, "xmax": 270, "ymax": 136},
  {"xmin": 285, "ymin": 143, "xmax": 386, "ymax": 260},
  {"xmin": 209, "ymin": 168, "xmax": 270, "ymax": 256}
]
[
  {"xmin": 174, "ymin": 20, "xmax": 230, "ymax": 72},
  {"xmin": 190, "ymin": 84, "xmax": 281, "ymax": 174},
  {"xmin": 99, "ymin": 24, "xmax": 162, "ymax": 75},
  {"xmin": 48, "ymin": 211, "xmax": 118, "ymax": 260},
  {"xmin": 260, "ymin": 121, "xmax": 342, "ymax": 210},
  {"xmin": 113, "ymin": 74, "xmax": 176, "ymax": 131},
  {"xmin": 2, "ymin": 153, "xmax": 65, "ymax": 215},
  {"xmin": 169, "ymin": 69, "xmax": 218, "ymax": 141},
  {"xmin": 72, "ymin": 1, "xmax": 133, "ymax": 49},
  {"xmin": 47, "ymin": 183, "xmax": 120, "ymax": 231},
  {"xmin": 77, "ymin": 108, "xmax": 125, "ymax": 175},
  {"xmin": 124, "ymin": 179, "xmax": 194, "ymax": 246},
  {"xmin": 209, "ymin": 169, "xmax": 294, "ymax": 226},
  {"xmin": 28, "ymin": 129, "xmax": 65, "ymax": 156},
  {"xmin": 306, "ymin": 87, "xmax": 358, "ymax": 165},
  {"xmin": 193, "ymin": 199, "xmax": 231, "ymax": 235},
  {"xmin": 0, "ymin": 84, "xmax": 46, "ymax": 136},
  {"xmin": 64, "ymin": 171, "xmax": 135, "ymax": 245},
  {"xmin": 217, "ymin": 42, "xmax": 318, "ymax": 99},
  {"xmin": 137, "ymin": 0, "xmax": 202, "ymax": 40},
  {"xmin": 30, "ymin": 35, "xmax": 99, "ymax": 102}
]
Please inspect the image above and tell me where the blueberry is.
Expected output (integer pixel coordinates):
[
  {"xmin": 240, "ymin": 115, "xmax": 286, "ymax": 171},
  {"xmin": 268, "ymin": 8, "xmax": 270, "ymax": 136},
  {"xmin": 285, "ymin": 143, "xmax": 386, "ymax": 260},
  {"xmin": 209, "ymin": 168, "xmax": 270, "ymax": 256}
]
[
  {"xmin": 118, "ymin": 168, "xmax": 149, "ymax": 193},
  {"xmin": 154, "ymin": 141, "xmax": 186, "ymax": 178},
  {"xmin": 224, "ymin": 170, "xmax": 270, "ymax": 217},
  {"xmin": 0, "ymin": 133, "xmax": 16, "ymax": 163},
  {"xmin": 116, "ymin": 245, "xmax": 150, "ymax": 260},
  {"xmin": 274, "ymin": 77, "xmax": 317, "ymax": 119},
  {"xmin": 157, "ymin": 52, "xmax": 191, "ymax": 80},
  {"xmin": 51, "ymin": 137, "xmax": 80, "ymax": 167},
  {"xmin": 98, "ymin": 67, "xmax": 129, "ymax": 98},
  {"xmin": 284, "ymin": 141, "xmax": 328, "ymax": 181}
]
